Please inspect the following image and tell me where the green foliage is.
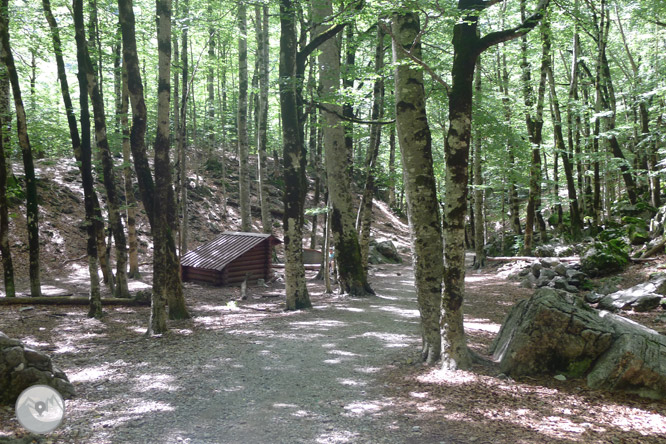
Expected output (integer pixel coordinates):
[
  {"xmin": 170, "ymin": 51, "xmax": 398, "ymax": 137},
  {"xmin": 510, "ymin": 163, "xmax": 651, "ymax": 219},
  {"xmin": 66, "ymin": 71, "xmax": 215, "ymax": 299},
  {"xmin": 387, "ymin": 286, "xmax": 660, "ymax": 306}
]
[
  {"xmin": 565, "ymin": 358, "xmax": 594, "ymax": 378},
  {"xmin": 581, "ymin": 239, "xmax": 630, "ymax": 277}
]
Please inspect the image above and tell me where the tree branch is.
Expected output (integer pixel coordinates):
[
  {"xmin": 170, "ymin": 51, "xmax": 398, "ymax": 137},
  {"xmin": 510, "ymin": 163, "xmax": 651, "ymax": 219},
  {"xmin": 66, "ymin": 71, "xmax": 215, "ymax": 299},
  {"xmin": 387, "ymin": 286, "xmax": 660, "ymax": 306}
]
[
  {"xmin": 381, "ymin": 21, "xmax": 451, "ymax": 94},
  {"xmin": 477, "ymin": 0, "xmax": 551, "ymax": 53},
  {"xmin": 312, "ymin": 102, "xmax": 395, "ymax": 125}
]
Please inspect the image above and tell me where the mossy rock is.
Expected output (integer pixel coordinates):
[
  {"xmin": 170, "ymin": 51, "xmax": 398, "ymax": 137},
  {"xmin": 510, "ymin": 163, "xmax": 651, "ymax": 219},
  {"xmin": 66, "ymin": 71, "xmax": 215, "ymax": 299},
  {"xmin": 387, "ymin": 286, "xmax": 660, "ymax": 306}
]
[{"xmin": 581, "ymin": 240, "xmax": 629, "ymax": 277}]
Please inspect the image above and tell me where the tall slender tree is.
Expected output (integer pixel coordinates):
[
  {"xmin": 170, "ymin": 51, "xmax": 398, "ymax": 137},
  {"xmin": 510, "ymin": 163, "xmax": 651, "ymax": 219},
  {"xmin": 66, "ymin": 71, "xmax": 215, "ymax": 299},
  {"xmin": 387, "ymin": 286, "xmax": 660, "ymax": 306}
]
[
  {"xmin": 441, "ymin": 0, "xmax": 549, "ymax": 369},
  {"xmin": 74, "ymin": 0, "xmax": 131, "ymax": 299},
  {"xmin": 315, "ymin": 0, "xmax": 373, "ymax": 295},
  {"xmin": 392, "ymin": 11, "xmax": 443, "ymax": 364},
  {"xmin": 43, "ymin": 0, "xmax": 102, "ymax": 315},
  {"xmin": 0, "ymin": 34, "xmax": 13, "ymax": 298},
  {"xmin": 0, "ymin": 0, "xmax": 41, "ymax": 297},
  {"xmin": 238, "ymin": 1, "xmax": 251, "ymax": 232},
  {"xmin": 256, "ymin": 3, "xmax": 272, "ymax": 234}
]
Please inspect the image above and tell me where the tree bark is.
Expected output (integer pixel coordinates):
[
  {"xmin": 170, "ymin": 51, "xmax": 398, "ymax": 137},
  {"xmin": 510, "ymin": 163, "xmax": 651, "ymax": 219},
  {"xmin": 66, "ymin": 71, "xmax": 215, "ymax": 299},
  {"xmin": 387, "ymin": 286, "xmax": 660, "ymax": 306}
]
[
  {"xmin": 472, "ymin": 62, "xmax": 485, "ymax": 268},
  {"xmin": 121, "ymin": 63, "xmax": 140, "ymax": 278},
  {"xmin": 392, "ymin": 12, "xmax": 442, "ymax": 364},
  {"xmin": 256, "ymin": 4, "xmax": 271, "ymax": 234},
  {"xmin": 149, "ymin": 0, "xmax": 173, "ymax": 334},
  {"xmin": 238, "ymin": 1, "xmax": 251, "ymax": 232},
  {"xmin": 279, "ymin": 0, "xmax": 311, "ymax": 310},
  {"xmin": 0, "ymin": 35, "xmax": 13, "ymax": 298},
  {"xmin": 441, "ymin": 0, "xmax": 550, "ymax": 370},
  {"xmin": 0, "ymin": 0, "xmax": 40, "ymax": 297},
  {"xmin": 74, "ymin": 0, "xmax": 131, "ymax": 299},
  {"xmin": 315, "ymin": 0, "xmax": 373, "ymax": 296},
  {"xmin": 520, "ymin": 0, "xmax": 547, "ymax": 253},
  {"xmin": 544, "ymin": 15, "xmax": 582, "ymax": 239},
  {"xmin": 118, "ymin": 0, "xmax": 188, "ymax": 322},
  {"xmin": 43, "ymin": 0, "xmax": 102, "ymax": 315},
  {"xmin": 357, "ymin": 24, "xmax": 385, "ymax": 272}
]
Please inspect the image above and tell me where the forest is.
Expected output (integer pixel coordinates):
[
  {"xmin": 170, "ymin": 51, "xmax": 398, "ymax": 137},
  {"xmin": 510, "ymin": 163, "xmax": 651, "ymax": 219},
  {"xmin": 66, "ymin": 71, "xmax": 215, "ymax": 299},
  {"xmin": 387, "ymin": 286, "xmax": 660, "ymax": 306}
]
[{"xmin": 1, "ymin": 0, "xmax": 666, "ymax": 442}]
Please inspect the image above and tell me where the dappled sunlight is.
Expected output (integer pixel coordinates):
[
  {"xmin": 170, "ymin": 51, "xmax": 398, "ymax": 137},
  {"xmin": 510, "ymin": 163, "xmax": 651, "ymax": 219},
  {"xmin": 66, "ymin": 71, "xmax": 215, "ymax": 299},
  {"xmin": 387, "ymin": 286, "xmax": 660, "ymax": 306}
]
[
  {"xmin": 371, "ymin": 304, "xmax": 419, "ymax": 319},
  {"xmin": 337, "ymin": 378, "xmax": 366, "ymax": 387},
  {"xmin": 464, "ymin": 318, "xmax": 501, "ymax": 334},
  {"xmin": 133, "ymin": 374, "xmax": 179, "ymax": 393},
  {"xmin": 315, "ymin": 430, "xmax": 360, "ymax": 443},
  {"xmin": 350, "ymin": 331, "xmax": 415, "ymax": 348}
]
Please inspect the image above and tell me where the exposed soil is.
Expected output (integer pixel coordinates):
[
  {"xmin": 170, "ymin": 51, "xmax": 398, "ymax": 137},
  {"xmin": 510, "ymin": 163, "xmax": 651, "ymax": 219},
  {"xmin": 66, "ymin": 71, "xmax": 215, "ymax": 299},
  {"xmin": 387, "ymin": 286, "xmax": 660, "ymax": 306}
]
[{"xmin": 1, "ymin": 158, "xmax": 666, "ymax": 443}]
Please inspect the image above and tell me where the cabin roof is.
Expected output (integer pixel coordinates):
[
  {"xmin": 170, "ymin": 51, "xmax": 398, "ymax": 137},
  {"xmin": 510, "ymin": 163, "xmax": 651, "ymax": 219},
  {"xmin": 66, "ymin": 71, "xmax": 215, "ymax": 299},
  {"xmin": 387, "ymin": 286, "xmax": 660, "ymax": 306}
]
[{"xmin": 180, "ymin": 231, "xmax": 280, "ymax": 271}]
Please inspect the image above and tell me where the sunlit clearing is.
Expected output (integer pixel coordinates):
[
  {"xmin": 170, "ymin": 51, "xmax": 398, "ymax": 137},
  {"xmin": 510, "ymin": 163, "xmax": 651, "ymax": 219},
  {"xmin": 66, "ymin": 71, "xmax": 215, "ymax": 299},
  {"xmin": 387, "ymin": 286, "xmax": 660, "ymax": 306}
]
[
  {"xmin": 343, "ymin": 399, "xmax": 393, "ymax": 417},
  {"xmin": 464, "ymin": 320, "xmax": 501, "ymax": 334},
  {"xmin": 372, "ymin": 305, "xmax": 419, "ymax": 319},
  {"xmin": 328, "ymin": 349, "xmax": 362, "ymax": 357},
  {"xmin": 134, "ymin": 374, "xmax": 178, "ymax": 392},
  {"xmin": 128, "ymin": 280, "xmax": 151, "ymax": 291},
  {"xmin": 21, "ymin": 337, "xmax": 50, "ymax": 348},
  {"xmin": 351, "ymin": 332, "xmax": 414, "ymax": 348},
  {"xmin": 336, "ymin": 307, "xmax": 365, "ymax": 313},
  {"xmin": 354, "ymin": 366, "xmax": 381, "ymax": 374},
  {"xmin": 316, "ymin": 430, "xmax": 360, "ymax": 443},
  {"xmin": 126, "ymin": 399, "xmax": 175, "ymax": 414},
  {"xmin": 69, "ymin": 365, "xmax": 115, "ymax": 383},
  {"xmin": 273, "ymin": 403, "xmax": 299, "ymax": 409},
  {"xmin": 290, "ymin": 320, "xmax": 347, "ymax": 329},
  {"xmin": 337, "ymin": 378, "xmax": 366, "ymax": 387}
]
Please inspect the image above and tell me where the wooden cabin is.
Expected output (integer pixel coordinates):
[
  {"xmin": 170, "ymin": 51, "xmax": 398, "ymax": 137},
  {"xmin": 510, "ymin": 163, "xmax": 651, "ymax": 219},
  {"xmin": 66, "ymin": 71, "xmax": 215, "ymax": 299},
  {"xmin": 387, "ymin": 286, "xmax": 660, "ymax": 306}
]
[{"xmin": 181, "ymin": 231, "xmax": 281, "ymax": 286}]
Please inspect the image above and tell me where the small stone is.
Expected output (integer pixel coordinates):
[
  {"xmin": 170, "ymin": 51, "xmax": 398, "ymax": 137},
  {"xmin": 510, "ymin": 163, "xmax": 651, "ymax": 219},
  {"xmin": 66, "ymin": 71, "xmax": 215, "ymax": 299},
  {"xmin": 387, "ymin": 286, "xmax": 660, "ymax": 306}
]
[
  {"xmin": 554, "ymin": 374, "xmax": 567, "ymax": 381},
  {"xmin": 412, "ymin": 426, "xmax": 421, "ymax": 432}
]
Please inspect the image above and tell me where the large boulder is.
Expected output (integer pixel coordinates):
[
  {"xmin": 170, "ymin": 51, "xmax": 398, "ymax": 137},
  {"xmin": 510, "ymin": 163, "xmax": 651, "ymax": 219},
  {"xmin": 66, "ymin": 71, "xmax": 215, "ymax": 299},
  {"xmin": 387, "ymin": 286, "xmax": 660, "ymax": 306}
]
[
  {"xmin": 0, "ymin": 331, "xmax": 75, "ymax": 404},
  {"xmin": 597, "ymin": 274, "xmax": 666, "ymax": 313},
  {"xmin": 490, "ymin": 289, "xmax": 666, "ymax": 399},
  {"xmin": 373, "ymin": 239, "xmax": 402, "ymax": 264}
]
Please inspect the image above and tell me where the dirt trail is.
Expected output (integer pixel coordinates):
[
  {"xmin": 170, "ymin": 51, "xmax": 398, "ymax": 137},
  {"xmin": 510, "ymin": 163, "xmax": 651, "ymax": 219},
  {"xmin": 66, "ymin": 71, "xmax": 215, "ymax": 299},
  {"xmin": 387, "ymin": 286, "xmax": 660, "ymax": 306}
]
[{"xmin": 1, "ymin": 265, "xmax": 435, "ymax": 444}]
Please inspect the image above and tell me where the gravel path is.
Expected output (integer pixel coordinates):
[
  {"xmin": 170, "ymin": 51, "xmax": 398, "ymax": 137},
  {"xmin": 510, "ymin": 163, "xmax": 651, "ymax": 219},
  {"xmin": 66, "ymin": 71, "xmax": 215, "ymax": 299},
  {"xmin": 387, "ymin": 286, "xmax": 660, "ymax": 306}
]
[{"xmin": 46, "ymin": 265, "xmax": 427, "ymax": 444}]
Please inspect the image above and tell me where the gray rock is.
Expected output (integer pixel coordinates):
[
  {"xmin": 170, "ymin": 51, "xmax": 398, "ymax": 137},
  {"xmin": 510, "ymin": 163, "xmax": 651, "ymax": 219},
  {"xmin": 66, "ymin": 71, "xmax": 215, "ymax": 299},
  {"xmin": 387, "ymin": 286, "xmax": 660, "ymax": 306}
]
[
  {"xmin": 374, "ymin": 240, "xmax": 402, "ymax": 264},
  {"xmin": 585, "ymin": 292, "xmax": 604, "ymax": 304},
  {"xmin": 520, "ymin": 275, "xmax": 536, "ymax": 289},
  {"xmin": 598, "ymin": 278, "xmax": 666, "ymax": 312},
  {"xmin": 539, "ymin": 268, "xmax": 557, "ymax": 281},
  {"xmin": 554, "ymin": 264, "xmax": 568, "ymax": 277},
  {"xmin": 552, "ymin": 276, "xmax": 569, "ymax": 290},
  {"xmin": 0, "ymin": 331, "xmax": 75, "ymax": 404},
  {"xmin": 587, "ymin": 318, "xmax": 666, "ymax": 400},
  {"xmin": 518, "ymin": 268, "xmax": 531, "ymax": 277},
  {"xmin": 490, "ymin": 289, "xmax": 666, "ymax": 399},
  {"xmin": 489, "ymin": 288, "xmax": 614, "ymax": 377},
  {"xmin": 0, "ymin": 332, "xmax": 21, "ymax": 348},
  {"xmin": 535, "ymin": 245, "xmax": 555, "ymax": 257},
  {"xmin": 531, "ymin": 263, "xmax": 542, "ymax": 278},
  {"xmin": 540, "ymin": 258, "xmax": 561, "ymax": 268}
]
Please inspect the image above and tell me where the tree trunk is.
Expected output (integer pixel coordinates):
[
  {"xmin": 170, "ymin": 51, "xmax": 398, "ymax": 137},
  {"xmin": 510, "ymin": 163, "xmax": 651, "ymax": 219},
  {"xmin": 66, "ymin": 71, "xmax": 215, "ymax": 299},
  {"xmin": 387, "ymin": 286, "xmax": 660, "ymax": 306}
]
[
  {"xmin": 149, "ymin": 0, "xmax": 173, "ymax": 334},
  {"xmin": 279, "ymin": 0, "xmax": 311, "ymax": 310},
  {"xmin": 43, "ymin": 0, "xmax": 102, "ymax": 315},
  {"xmin": 521, "ymin": 0, "xmax": 548, "ymax": 253},
  {"xmin": 357, "ymin": 24, "xmax": 385, "ymax": 271},
  {"xmin": 392, "ymin": 12, "xmax": 442, "ymax": 365},
  {"xmin": 256, "ymin": 4, "xmax": 271, "ymax": 234},
  {"xmin": 388, "ymin": 125, "xmax": 397, "ymax": 209},
  {"xmin": 0, "ymin": 0, "xmax": 41, "ymax": 297},
  {"xmin": 472, "ymin": 63, "xmax": 485, "ymax": 268},
  {"xmin": 238, "ymin": 2, "xmax": 251, "ymax": 232},
  {"xmin": 442, "ymin": 0, "xmax": 550, "ymax": 370},
  {"xmin": 315, "ymin": 0, "xmax": 373, "ymax": 296},
  {"xmin": 178, "ymin": 0, "xmax": 189, "ymax": 254},
  {"xmin": 0, "ymin": 37, "xmax": 13, "ymax": 298},
  {"xmin": 118, "ymin": 0, "xmax": 189, "ymax": 321},
  {"xmin": 120, "ymin": 67, "xmax": 139, "ymax": 278},
  {"xmin": 544, "ymin": 15, "xmax": 582, "ymax": 239},
  {"xmin": 207, "ymin": 0, "xmax": 215, "ymax": 157},
  {"xmin": 74, "ymin": 0, "xmax": 131, "ymax": 299}
]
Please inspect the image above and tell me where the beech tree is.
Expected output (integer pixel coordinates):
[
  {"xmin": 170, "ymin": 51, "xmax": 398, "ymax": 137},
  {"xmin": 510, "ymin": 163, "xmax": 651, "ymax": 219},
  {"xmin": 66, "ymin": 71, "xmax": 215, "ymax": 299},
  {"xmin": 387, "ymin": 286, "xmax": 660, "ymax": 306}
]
[
  {"xmin": 441, "ymin": 0, "xmax": 550, "ymax": 369},
  {"xmin": 392, "ymin": 11, "xmax": 443, "ymax": 364},
  {"xmin": 0, "ymin": 0, "xmax": 41, "ymax": 298},
  {"xmin": 0, "ymin": 36, "xmax": 12, "ymax": 298}
]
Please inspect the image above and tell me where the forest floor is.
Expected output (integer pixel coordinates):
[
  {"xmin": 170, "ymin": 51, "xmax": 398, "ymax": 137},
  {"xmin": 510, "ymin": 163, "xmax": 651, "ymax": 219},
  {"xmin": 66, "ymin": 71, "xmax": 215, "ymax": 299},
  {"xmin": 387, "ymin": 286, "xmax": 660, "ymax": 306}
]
[
  {"xmin": 1, "ymin": 158, "xmax": 666, "ymax": 443},
  {"xmin": 1, "ymin": 260, "xmax": 666, "ymax": 443}
]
